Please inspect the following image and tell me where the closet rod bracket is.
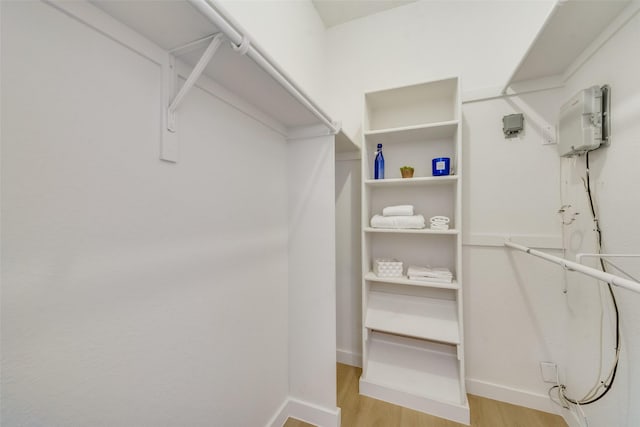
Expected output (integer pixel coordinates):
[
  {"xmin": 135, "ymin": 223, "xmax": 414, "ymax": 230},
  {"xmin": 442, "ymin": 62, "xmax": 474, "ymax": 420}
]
[
  {"xmin": 161, "ymin": 33, "xmax": 225, "ymax": 162},
  {"xmin": 167, "ymin": 33, "xmax": 225, "ymax": 133}
]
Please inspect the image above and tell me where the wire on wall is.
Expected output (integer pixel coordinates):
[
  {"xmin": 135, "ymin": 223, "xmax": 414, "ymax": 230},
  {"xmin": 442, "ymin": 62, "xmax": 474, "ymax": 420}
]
[{"xmin": 555, "ymin": 151, "xmax": 621, "ymax": 408}]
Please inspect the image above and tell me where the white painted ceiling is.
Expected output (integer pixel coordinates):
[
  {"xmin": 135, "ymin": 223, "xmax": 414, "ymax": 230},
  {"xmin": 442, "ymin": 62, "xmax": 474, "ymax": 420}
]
[{"xmin": 312, "ymin": 0, "xmax": 418, "ymax": 28}]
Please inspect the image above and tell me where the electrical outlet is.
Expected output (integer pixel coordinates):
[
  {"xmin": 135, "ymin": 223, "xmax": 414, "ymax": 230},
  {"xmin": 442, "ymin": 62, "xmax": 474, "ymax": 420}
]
[
  {"xmin": 540, "ymin": 362, "xmax": 558, "ymax": 383},
  {"xmin": 542, "ymin": 125, "xmax": 557, "ymax": 145}
]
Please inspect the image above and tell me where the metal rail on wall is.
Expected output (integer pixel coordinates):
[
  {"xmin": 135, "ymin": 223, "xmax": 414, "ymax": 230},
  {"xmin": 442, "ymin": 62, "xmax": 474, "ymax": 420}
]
[{"xmin": 505, "ymin": 241, "xmax": 640, "ymax": 295}]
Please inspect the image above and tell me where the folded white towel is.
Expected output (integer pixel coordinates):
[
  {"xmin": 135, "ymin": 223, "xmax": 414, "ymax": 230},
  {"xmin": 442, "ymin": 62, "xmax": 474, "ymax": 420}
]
[
  {"xmin": 406, "ymin": 265, "xmax": 453, "ymax": 278},
  {"xmin": 383, "ymin": 205, "xmax": 414, "ymax": 216},
  {"xmin": 430, "ymin": 224, "xmax": 450, "ymax": 231},
  {"xmin": 371, "ymin": 214, "xmax": 425, "ymax": 229},
  {"xmin": 408, "ymin": 276, "xmax": 453, "ymax": 284},
  {"xmin": 430, "ymin": 216, "xmax": 450, "ymax": 224}
]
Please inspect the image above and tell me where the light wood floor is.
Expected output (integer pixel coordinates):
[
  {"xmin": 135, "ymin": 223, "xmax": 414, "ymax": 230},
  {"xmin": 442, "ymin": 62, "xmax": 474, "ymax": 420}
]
[{"xmin": 284, "ymin": 363, "xmax": 567, "ymax": 427}]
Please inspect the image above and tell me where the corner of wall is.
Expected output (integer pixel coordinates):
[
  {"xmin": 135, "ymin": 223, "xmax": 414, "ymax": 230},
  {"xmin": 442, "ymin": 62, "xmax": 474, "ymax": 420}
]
[
  {"xmin": 466, "ymin": 378, "xmax": 561, "ymax": 416},
  {"xmin": 265, "ymin": 397, "xmax": 342, "ymax": 427}
]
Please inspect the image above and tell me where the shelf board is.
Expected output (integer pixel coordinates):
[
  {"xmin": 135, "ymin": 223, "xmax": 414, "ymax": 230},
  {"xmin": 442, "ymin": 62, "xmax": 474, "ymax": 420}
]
[
  {"xmin": 365, "ymin": 175, "xmax": 457, "ymax": 187},
  {"xmin": 365, "ymin": 120, "xmax": 458, "ymax": 144},
  {"xmin": 364, "ymin": 227, "xmax": 458, "ymax": 235},
  {"xmin": 506, "ymin": 1, "xmax": 631, "ymax": 87},
  {"xmin": 90, "ymin": 1, "xmax": 332, "ymax": 130},
  {"xmin": 366, "ymin": 291, "xmax": 460, "ymax": 344},
  {"xmin": 361, "ymin": 333, "xmax": 468, "ymax": 421},
  {"xmin": 364, "ymin": 272, "xmax": 459, "ymax": 290}
]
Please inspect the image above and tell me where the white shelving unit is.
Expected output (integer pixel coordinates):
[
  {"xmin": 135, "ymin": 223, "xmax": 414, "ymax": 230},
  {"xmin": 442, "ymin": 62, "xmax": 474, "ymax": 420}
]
[{"xmin": 360, "ymin": 77, "xmax": 469, "ymax": 424}]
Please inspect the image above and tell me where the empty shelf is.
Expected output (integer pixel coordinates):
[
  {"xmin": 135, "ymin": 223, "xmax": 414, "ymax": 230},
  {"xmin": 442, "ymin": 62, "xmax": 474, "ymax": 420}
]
[
  {"xmin": 366, "ymin": 291, "xmax": 460, "ymax": 344},
  {"xmin": 361, "ymin": 332, "xmax": 467, "ymax": 414},
  {"xmin": 365, "ymin": 121, "xmax": 458, "ymax": 144}
]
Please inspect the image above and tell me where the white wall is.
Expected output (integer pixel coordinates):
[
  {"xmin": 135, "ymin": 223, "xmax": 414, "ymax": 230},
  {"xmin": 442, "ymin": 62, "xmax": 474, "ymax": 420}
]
[
  {"xmin": 325, "ymin": 3, "xmax": 570, "ymax": 410},
  {"xmin": 335, "ymin": 159, "xmax": 362, "ymax": 366},
  {"xmin": 557, "ymin": 8, "xmax": 640, "ymax": 427},
  {"xmin": 287, "ymin": 135, "xmax": 338, "ymax": 422},
  {"xmin": 462, "ymin": 90, "xmax": 568, "ymax": 412},
  {"xmin": 326, "ymin": 0, "xmax": 555, "ymax": 141},
  {"xmin": 1, "ymin": 2, "xmax": 291, "ymax": 425},
  {"xmin": 218, "ymin": 0, "xmax": 329, "ymax": 111}
]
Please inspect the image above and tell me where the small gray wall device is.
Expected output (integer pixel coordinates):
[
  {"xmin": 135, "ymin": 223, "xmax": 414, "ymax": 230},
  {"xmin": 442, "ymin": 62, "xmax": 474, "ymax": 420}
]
[{"xmin": 503, "ymin": 113, "xmax": 524, "ymax": 138}]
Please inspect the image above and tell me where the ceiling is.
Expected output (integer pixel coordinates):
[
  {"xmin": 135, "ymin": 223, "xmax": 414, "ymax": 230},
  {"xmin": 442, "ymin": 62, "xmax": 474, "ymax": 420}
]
[{"xmin": 312, "ymin": 0, "xmax": 418, "ymax": 28}]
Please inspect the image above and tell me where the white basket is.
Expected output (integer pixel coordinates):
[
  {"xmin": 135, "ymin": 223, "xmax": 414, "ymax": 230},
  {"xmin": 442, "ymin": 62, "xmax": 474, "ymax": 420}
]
[{"xmin": 373, "ymin": 258, "xmax": 403, "ymax": 278}]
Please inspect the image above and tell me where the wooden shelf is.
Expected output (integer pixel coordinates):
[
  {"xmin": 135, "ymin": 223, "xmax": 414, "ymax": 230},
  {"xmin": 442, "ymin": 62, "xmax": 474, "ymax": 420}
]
[
  {"xmin": 365, "ymin": 121, "xmax": 458, "ymax": 144},
  {"xmin": 364, "ymin": 272, "xmax": 459, "ymax": 290},
  {"xmin": 366, "ymin": 291, "xmax": 460, "ymax": 344},
  {"xmin": 365, "ymin": 176, "xmax": 457, "ymax": 188},
  {"xmin": 360, "ymin": 333, "xmax": 468, "ymax": 422},
  {"xmin": 364, "ymin": 227, "xmax": 458, "ymax": 235}
]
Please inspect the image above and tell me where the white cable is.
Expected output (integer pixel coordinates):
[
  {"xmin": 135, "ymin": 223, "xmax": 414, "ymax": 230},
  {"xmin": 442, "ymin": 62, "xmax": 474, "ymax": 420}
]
[
  {"xmin": 576, "ymin": 402, "xmax": 589, "ymax": 427},
  {"xmin": 579, "ymin": 278, "xmax": 605, "ymax": 402},
  {"xmin": 559, "ymin": 152, "xmax": 621, "ymax": 408}
]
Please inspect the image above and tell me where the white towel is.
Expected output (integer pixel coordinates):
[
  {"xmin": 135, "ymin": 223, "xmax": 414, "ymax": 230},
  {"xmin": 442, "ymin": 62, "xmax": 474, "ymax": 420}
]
[
  {"xmin": 430, "ymin": 216, "xmax": 450, "ymax": 224},
  {"xmin": 370, "ymin": 214, "xmax": 425, "ymax": 229},
  {"xmin": 408, "ymin": 276, "xmax": 453, "ymax": 284},
  {"xmin": 429, "ymin": 216, "xmax": 451, "ymax": 230},
  {"xmin": 382, "ymin": 205, "xmax": 414, "ymax": 217},
  {"xmin": 406, "ymin": 265, "xmax": 453, "ymax": 278},
  {"xmin": 430, "ymin": 224, "xmax": 450, "ymax": 231}
]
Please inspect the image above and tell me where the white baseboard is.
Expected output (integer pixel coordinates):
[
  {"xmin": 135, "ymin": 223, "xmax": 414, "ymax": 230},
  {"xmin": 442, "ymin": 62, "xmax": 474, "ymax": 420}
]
[
  {"xmin": 562, "ymin": 407, "xmax": 584, "ymax": 427},
  {"xmin": 466, "ymin": 378, "xmax": 560, "ymax": 415},
  {"xmin": 287, "ymin": 398, "xmax": 341, "ymax": 427},
  {"xmin": 361, "ymin": 377, "xmax": 470, "ymax": 425},
  {"xmin": 336, "ymin": 349, "xmax": 362, "ymax": 367},
  {"xmin": 266, "ymin": 399, "xmax": 290, "ymax": 427},
  {"xmin": 266, "ymin": 397, "xmax": 341, "ymax": 427}
]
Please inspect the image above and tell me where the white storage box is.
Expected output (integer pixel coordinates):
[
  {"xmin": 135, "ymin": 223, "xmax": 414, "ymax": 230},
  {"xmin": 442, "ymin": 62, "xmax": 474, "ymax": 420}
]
[{"xmin": 373, "ymin": 259, "xmax": 403, "ymax": 277}]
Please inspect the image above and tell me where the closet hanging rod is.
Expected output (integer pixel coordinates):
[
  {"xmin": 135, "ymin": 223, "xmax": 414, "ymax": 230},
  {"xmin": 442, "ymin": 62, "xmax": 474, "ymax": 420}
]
[
  {"xmin": 504, "ymin": 241, "xmax": 640, "ymax": 295},
  {"xmin": 187, "ymin": 0, "xmax": 341, "ymax": 134}
]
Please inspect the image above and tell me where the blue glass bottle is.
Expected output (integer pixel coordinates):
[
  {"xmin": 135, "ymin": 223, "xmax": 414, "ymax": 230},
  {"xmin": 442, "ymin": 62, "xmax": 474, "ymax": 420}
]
[{"xmin": 374, "ymin": 143, "xmax": 384, "ymax": 179}]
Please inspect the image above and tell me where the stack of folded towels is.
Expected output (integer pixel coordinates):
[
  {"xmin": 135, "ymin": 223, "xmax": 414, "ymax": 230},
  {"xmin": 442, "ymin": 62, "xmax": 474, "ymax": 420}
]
[
  {"xmin": 370, "ymin": 205, "xmax": 425, "ymax": 229},
  {"xmin": 406, "ymin": 265, "xmax": 454, "ymax": 284},
  {"xmin": 429, "ymin": 216, "xmax": 450, "ymax": 231}
]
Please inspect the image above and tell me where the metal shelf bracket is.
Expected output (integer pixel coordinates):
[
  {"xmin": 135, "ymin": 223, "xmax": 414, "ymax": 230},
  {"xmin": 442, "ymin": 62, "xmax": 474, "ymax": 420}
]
[{"xmin": 161, "ymin": 33, "xmax": 225, "ymax": 162}]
